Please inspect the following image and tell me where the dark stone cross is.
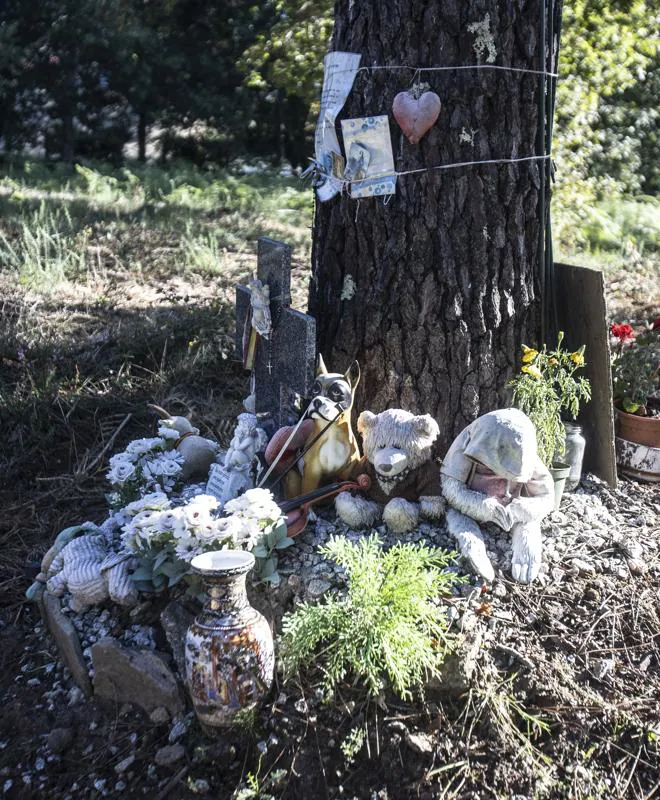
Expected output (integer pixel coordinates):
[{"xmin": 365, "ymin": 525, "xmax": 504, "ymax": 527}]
[{"xmin": 235, "ymin": 237, "xmax": 317, "ymax": 431}]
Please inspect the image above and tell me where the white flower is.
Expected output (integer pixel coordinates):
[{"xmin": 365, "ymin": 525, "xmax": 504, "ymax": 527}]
[
  {"xmin": 131, "ymin": 510, "xmax": 159, "ymax": 529},
  {"xmin": 188, "ymin": 494, "xmax": 220, "ymax": 513},
  {"xmin": 141, "ymin": 453, "xmax": 183, "ymax": 486},
  {"xmin": 107, "ymin": 461, "xmax": 137, "ymax": 485},
  {"xmin": 155, "ymin": 455, "xmax": 184, "ymax": 477},
  {"xmin": 121, "ymin": 522, "xmax": 154, "ymax": 553},
  {"xmin": 109, "ymin": 451, "xmax": 136, "ymax": 468},
  {"xmin": 174, "ymin": 537, "xmax": 203, "ymax": 563},
  {"xmin": 124, "ymin": 492, "xmax": 170, "ymax": 517},
  {"xmin": 225, "ymin": 488, "xmax": 282, "ymax": 522},
  {"xmin": 125, "ymin": 437, "xmax": 163, "ymax": 457},
  {"xmin": 183, "ymin": 503, "xmax": 213, "ymax": 530},
  {"xmin": 156, "ymin": 508, "xmax": 188, "ymax": 539}
]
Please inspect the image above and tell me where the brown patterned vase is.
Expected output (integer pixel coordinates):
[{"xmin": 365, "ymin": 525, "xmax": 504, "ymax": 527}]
[{"xmin": 185, "ymin": 551, "xmax": 274, "ymax": 732}]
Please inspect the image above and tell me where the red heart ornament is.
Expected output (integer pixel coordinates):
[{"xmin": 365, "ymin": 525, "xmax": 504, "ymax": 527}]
[{"xmin": 392, "ymin": 91, "xmax": 442, "ymax": 144}]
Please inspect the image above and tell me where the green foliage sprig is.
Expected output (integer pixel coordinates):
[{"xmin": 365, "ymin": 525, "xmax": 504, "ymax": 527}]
[
  {"xmin": 278, "ymin": 535, "xmax": 461, "ymax": 701},
  {"xmin": 508, "ymin": 331, "xmax": 592, "ymax": 467}
]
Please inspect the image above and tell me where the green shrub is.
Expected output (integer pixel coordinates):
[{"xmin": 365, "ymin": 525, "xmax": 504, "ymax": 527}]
[{"xmin": 278, "ymin": 534, "xmax": 460, "ymax": 700}]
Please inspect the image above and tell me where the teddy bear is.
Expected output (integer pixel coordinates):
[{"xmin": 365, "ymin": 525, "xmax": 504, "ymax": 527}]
[
  {"xmin": 440, "ymin": 408, "xmax": 554, "ymax": 584},
  {"xmin": 335, "ymin": 408, "xmax": 445, "ymax": 533}
]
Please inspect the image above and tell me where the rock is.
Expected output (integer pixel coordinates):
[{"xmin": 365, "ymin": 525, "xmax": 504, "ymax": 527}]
[
  {"xmin": 154, "ymin": 744, "xmax": 185, "ymax": 767},
  {"xmin": 114, "ymin": 755, "xmax": 135, "ymax": 775},
  {"xmin": 47, "ymin": 728, "xmax": 75, "ymax": 755},
  {"xmin": 570, "ymin": 558, "xmax": 596, "ymax": 577},
  {"xmin": 306, "ymin": 579, "xmax": 331, "ymax": 599},
  {"xmin": 430, "ymin": 621, "xmax": 483, "ymax": 696},
  {"xmin": 92, "ymin": 638, "xmax": 184, "ymax": 716},
  {"xmin": 41, "ymin": 592, "xmax": 92, "ymax": 696},
  {"xmin": 149, "ymin": 707, "xmax": 170, "ymax": 725},
  {"xmin": 591, "ymin": 658, "xmax": 615, "ymax": 681},
  {"xmin": 626, "ymin": 557, "xmax": 647, "ymax": 575},
  {"xmin": 160, "ymin": 601, "xmax": 194, "ymax": 678},
  {"xmin": 405, "ymin": 732, "xmax": 434, "ymax": 755},
  {"xmin": 168, "ymin": 715, "xmax": 192, "ymax": 743}
]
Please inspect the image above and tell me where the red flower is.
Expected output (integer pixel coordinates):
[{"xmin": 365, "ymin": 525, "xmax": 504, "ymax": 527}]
[
  {"xmin": 652, "ymin": 317, "xmax": 660, "ymax": 330},
  {"xmin": 610, "ymin": 323, "xmax": 635, "ymax": 342}
]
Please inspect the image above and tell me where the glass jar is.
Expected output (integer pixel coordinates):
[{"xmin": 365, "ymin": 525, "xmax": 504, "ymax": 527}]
[{"xmin": 563, "ymin": 422, "xmax": 586, "ymax": 492}]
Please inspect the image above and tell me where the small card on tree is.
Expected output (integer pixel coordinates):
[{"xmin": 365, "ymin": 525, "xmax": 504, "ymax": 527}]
[{"xmin": 340, "ymin": 116, "xmax": 396, "ymax": 199}]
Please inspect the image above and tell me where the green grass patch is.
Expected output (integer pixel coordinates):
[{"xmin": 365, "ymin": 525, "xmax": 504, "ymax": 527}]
[{"xmin": 0, "ymin": 158, "xmax": 314, "ymax": 289}]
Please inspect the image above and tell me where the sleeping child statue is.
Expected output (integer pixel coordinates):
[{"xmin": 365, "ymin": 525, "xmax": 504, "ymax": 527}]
[{"xmin": 440, "ymin": 408, "xmax": 554, "ymax": 584}]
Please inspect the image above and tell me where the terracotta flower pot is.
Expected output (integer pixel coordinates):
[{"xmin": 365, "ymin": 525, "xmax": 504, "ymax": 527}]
[
  {"xmin": 185, "ymin": 551, "xmax": 274, "ymax": 733},
  {"xmin": 616, "ymin": 407, "xmax": 660, "ymax": 449}
]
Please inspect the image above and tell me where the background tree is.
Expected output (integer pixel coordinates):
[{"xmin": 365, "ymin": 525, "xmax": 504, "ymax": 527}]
[
  {"xmin": 554, "ymin": 0, "xmax": 659, "ymax": 199},
  {"xmin": 309, "ymin": 0, "xmax": 563, "ymax": 454},
  {"xmin": 239, "ymin": 0, "xmax": 333, "ymax": 164}
]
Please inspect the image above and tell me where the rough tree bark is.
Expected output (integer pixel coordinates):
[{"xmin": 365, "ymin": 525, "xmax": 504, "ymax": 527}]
[{"xmin": 310, "ymin": 0, "xmax": 562, "ymax": 454}]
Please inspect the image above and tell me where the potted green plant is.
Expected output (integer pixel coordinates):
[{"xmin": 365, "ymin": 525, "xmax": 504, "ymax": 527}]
[
  {"xmin": 508, "ymin": 331, "xmax": 592, "ymax": 506},
  {"xmin": 610, "ymin": 319, "xmax": 660, "ymax": 481}
]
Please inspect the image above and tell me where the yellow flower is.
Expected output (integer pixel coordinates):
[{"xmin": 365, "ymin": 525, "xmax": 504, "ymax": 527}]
[
  {"xmin": 570, "ymin": 347, "xmax": 585, "ymax": 366},
  {"xmin": 521, "ymin": 345, "xmax": 539, "ymax": 364},
  {"xmin": 522, "ymin": 364, "xmax": 542, "ymax": 379}
]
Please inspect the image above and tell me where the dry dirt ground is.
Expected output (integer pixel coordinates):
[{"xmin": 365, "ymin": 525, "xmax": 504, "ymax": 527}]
[{"xmin": 0, "ymin": 246, "xmax": 658, "ymax": 799}]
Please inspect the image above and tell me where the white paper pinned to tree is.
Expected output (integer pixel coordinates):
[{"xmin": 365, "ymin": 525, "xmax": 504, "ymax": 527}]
[{"xmin": 314, "ymin": 51, "xmax": 362, "ymax": 202}]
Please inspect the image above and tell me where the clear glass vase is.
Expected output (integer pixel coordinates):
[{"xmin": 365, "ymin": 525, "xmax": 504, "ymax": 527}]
[{"xmin": 185, "ymin": 551, "xmax": 274, "ymax": 733}]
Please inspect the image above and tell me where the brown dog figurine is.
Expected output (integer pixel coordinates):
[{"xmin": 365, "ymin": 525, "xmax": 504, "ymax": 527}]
[{"xmin": 264, "ymin": 356, "xmax": 362, "ymax": 498}]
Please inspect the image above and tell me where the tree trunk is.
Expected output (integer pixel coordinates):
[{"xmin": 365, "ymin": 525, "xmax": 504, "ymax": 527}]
[
  {"xmin": 138, "ymin": 111, "xmax": 147, "ymax": 163},
  {"xmin": 310, "ymin": 0, "xmax": 562, "ymax": 454}
]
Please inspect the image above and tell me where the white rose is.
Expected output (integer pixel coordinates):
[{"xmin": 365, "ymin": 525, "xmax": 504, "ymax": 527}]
[
  {"xmin": 126, "ymin": 437, "xmax": 163, "ymax": 457},
  {"xmin": 124, "ymin": 492, "xmax": 170, "ymax": 517},
  {"xmin": 107, "ymin": 461, "xmax": 137, "ymax": 485},
  {"xmin": 156, "ymin": 456, "xmax": 183, "ymax": 477},
  {"xmin": 109, "ymin": 452, "xmax": 136, "ymax": 469}
]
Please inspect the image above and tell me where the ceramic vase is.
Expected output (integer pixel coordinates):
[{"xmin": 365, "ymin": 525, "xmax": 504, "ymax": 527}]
[{"xmin": 185, "ymin": 551, "xmax": 274, "ymax": 733}]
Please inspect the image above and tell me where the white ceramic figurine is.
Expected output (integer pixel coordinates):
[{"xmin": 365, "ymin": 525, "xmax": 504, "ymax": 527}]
[{"xmin": 441, "ymin": 408, "xmax": 554, "ymax": 584}]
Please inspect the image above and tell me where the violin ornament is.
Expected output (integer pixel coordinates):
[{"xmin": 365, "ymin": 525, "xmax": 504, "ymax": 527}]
[
  {"xmin": 264, "ymin": 356, "xmax": 362, "ymax": 499},
  {"xmin": 149, "ymin": 405, "xmax": 220, "ymax": 481}
]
